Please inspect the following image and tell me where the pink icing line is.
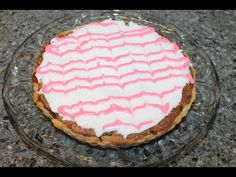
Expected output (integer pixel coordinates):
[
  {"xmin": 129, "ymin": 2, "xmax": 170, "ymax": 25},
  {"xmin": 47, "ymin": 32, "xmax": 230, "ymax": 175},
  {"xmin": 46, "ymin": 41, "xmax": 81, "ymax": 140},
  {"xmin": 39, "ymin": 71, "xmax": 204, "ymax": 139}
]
[
  {"xmin": 58, "ymin": 102, "xmax": 170, "ymax": 119},
  {"xmin": 42, "ymin": 73, "xmax": 194, "ymax": 94},
  {"xmin": 102, "ymin": 119, "xmax": 154, "ymax": 130},
  {"xmin": 54, "ymin": 28, "xmax": 156, "ymax": 48},
  {"xmin": 55, "ymin": 27, "xmax": 152, "ymax": 43},
  {"xmin": 55, "ymin": 35, "xmax": 158, "ymax": 50},
  {"xmin": 51, "ymin": 27, "xmax": 151, "ymax": 48},
  {"xmin": 58, "ymin": 85, "xmax": 182, "ymax": 108},
  {"xmin": 37, "ymin": 51, "xmax": 188, "ymax": 73},
  {"xmin": 45, "ymin": 38, "xmax": 177, "ymax": 57},
  {"xmin": 37, "ymin": 58, "xmax": 189, "ymax": 75},
  {"xmin": 41, "ymin": 62, "xmax": 190, "ymax": 92},
  {"xmin": 57, "ymin": 86, "xmax": 179, "ymax": 120}
]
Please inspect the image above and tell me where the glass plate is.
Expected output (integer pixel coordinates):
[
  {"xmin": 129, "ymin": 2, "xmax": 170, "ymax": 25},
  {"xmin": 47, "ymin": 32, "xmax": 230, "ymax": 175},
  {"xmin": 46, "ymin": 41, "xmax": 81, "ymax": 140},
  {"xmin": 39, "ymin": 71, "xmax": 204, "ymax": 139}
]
[{"xmin": 2, "ymin": 10, "xmax": 220, "ymax": 167}]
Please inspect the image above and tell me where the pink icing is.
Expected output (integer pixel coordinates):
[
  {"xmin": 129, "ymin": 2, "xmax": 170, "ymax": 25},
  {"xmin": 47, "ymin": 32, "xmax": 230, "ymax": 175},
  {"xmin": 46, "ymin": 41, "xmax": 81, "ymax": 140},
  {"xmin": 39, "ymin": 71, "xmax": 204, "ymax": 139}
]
[
  {"xmin": 42, "ymin": 73, "xmax": 193, "ymax": 94},
  {"xmin": 58, "ymin": 86, "xmax": 182, "ymax": 107},
  {"xmin": 36, "ymin": 20, "xmax": 195, "ymax": 133},
  {"xmin": 58, "ymin": 102, "xmax": 170, "ymax": 119},
  {"xmin": 57, "ymin": 85, "xmax": 182, "ymax": 119},
  {"xmin": 37, "ymin": 58, "xmax": 189, "ymax": 76},
  {"xmin": 41, "ymin": 62, "xmax": 190, "ymax": 89},
  {"xmin": 54, "ymin": 27, "xmax": 155, "ymax": 48},
  {"xmin": 45, "ymin": 38, "xmax": 178, "ymax": 57},
  {"xmin": 37, "ymin": 55, "xmax": 189, "ymax": 75},
  {"xmin": 50, "ymin": 35, "xmax": 170, "ymax": 51},
  {"xmin": 54, "ymin": 27, "xmax": 152, "ymax": 43},
  {"xmin": 38, "ymin": 52, "xmax": 189, "ymax": 71}
]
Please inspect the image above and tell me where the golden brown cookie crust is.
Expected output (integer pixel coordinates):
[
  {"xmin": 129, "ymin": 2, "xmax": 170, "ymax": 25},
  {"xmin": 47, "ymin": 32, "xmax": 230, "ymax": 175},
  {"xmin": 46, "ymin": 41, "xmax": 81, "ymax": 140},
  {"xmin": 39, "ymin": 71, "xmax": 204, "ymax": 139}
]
[{"xmin": 32, "ymin": 27, "xmax": 196, "ymax": 148}]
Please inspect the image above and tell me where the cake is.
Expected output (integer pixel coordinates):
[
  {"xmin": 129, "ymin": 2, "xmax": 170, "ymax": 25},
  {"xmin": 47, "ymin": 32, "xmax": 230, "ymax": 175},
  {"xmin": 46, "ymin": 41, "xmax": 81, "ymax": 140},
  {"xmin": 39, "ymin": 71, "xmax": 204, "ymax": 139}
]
[{"xmin": 32, "ymin": 19, "xmax": 196, "ymax": 148}]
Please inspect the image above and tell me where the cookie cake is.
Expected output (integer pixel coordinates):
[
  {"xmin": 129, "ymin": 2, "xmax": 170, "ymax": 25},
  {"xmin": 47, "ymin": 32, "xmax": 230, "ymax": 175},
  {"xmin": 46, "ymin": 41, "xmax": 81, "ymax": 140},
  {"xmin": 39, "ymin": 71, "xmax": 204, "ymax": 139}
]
[{"xmin": 32, "ymin": 19, "xmax": 196, "ymax": 148}]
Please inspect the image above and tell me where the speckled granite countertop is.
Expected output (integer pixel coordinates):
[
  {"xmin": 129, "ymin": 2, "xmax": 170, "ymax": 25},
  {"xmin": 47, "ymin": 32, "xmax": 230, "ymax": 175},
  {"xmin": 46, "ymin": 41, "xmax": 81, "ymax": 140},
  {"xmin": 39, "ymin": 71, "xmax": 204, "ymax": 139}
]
[{"xmin": 0, "ymin": 10, "xmax": 235, "ymax": 167}]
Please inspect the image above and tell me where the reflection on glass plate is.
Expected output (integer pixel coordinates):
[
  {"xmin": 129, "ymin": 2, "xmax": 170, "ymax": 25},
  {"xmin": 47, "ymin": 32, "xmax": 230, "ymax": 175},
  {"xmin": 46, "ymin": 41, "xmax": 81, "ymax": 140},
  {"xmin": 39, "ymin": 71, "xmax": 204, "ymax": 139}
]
[{"xmin": 2, "ymin": 10, "xmax": 220, "ymax": 167}]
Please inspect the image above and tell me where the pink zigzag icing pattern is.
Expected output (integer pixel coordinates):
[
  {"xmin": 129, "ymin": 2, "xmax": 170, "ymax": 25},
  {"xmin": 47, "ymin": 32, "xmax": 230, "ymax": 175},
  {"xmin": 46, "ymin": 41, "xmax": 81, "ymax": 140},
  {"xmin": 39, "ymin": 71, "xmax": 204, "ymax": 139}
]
[
  {"xmin": 38, "ymin": 51, "xmax": 189, "ymax": 70},
  {"xmin": 36, "ymin": 20, "xmax": 194, "ymax": 131}
]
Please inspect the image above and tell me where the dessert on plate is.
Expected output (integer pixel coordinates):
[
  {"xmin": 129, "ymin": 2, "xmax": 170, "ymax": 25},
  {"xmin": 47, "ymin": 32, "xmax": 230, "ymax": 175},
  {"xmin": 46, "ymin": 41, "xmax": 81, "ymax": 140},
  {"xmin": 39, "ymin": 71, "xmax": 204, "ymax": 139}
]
[{"xmin": 32, "ymin": 19, "xmax": 196, "ymax": 148}]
